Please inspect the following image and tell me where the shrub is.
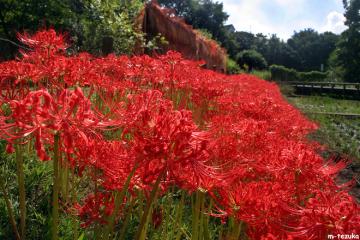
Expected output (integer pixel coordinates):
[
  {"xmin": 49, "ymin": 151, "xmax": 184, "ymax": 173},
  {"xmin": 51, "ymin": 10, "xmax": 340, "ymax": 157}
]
[
  {"xmin": 270, "ymin": 65, "xmax": 329, "ymax": 82},
  {"xmin": 270, "ymin": 64, "xmax": 299, "ymax": 81},
  {"xmin": 236, "ymin": 50, "xmax": 268, "ymax": 71},
  {"xmin": 298, "ymin": 71, "xmax": 328, "ymax": 82},
  {"xmin": 226, "ymin": 58, "xmax": 242, "ymax": 74}
]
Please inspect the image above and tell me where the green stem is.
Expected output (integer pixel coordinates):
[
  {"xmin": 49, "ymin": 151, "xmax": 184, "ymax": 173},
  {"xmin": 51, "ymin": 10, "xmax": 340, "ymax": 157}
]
[
  {"xmin": 174, "ymin": 191, "xmax": 185, "ymax": 240},
  {"xmin": 191, "ymin": 191, "xmax": 201, "ymax": 240},
  {"xmin": 134, "ymin": 171, "xmax": 164, "ymax": 240},
  {"xmin": 72, "ymin": 217, "xmax": 79, "ymax": 240},
  {"xmin": 137, "ymin": 190, "xmax": 144, "ymax": 219},
  {"xmin": 227, "ymin": 217, "xmax": 235, "ymax": 239},
  {"xmin": 233, "ymin": 220, "xmax": 243, "ymax": 240},
  {"xmin": 203, "ymin": 198, "xmax": 213, "ymax": 240},
  {"xmin": 117, "ymin": 198, "xmax": 135, "ymax": 240},
  {"xmin": 106, "ymin": 163, "xmax": 138, "ymax": 240},
  {"xmin": 199, "ymin": 192, "xmax": 205, "ymax": 240},
  {"xmin": 163, "ymin": 188, "xmax": 173, "ymax": 239},
  {"xmin": 15, "ymin": 144, "xmax": 26, "ymax": 239},
  {"xmin": 0, "ymin": 175, "xmax": 21, "ymax": 240},
  {"xmin": 71, "ymin": 167, "xmax": 79, "ymax": 240},
  {"xmin": 52, "ymin": 134, "xmax": 60, "ymax": 240},
  {"xmin": 218, "ymin": 223, "xmax": 223, "ymax": 240},
  {"xmin": 165, "ymin": 187, "xmax": 175, "ymax": 239},
  {"xmin": 63, "ymin": 156, "xmax": 70, "ymax": 204}
]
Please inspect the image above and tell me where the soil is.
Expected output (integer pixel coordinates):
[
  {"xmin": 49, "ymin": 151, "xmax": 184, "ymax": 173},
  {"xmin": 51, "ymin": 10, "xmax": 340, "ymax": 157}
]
[{"xmin": 337, "ymin": 163, "xmax": 360, "ymax": 203}]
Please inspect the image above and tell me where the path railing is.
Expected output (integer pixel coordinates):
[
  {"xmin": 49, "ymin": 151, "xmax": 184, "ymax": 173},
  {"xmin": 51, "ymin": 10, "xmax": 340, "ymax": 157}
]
[{"xmin": 281, "ymin": 81, "xmax": 360, "ymax": 100}]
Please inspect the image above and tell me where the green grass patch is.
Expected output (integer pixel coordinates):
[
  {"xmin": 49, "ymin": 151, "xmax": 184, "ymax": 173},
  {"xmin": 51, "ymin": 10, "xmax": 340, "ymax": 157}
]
[
  {"xmin": 288, "ymin": 96, "xmax": 360, "ymax": 114},
  {"xmin": 287, "ymin": 96, "xmax": 360, "ymax": 163},
  {"xmin": 251, "ymin": 70, "xmax": 271, "ymax": 80}
]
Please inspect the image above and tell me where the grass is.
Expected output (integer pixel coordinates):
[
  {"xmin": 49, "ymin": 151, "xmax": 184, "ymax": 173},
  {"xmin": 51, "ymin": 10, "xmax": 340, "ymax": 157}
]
[
  {"xmin": 250, "ymin": 70, "xmax": 271, "ymax": 81},
  {"xmin": 286, "ymin": 96, "xmax": 360, "ymax": 163},
  {"xmin": 288, "ymin": 96, "xmax": 360, "ymax": 114}
]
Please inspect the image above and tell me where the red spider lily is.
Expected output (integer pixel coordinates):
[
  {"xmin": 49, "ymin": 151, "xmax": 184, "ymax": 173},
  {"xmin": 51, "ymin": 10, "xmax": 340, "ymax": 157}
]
[
  {"xmin": 83, "ymin": 139, "xmax": 136, "ymax": 191},
  {"xmin": 0, "ymin": 29, "xmax": 359, "ymax": 238},
  {"xmin": 0, "ymin": 87, "xmax": 120, "ymax": 161},
  {"xmin": 285, "ymin": 191, "xmax": 360, "ymax": 239},
  {"xmin": 121, "ymin": 90, "xmax": 218, "ymax": 191},
  {"xmin": 74, "ymin": 192, "xmax": 115, "ymax": 228},
  {"xmin": 17, "ymin": 28, "xmax": 68, "ymax": 56}
]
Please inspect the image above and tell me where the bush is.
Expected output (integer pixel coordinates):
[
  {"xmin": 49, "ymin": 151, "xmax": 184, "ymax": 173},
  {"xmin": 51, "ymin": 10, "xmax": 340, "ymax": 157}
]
[
  {"xmin": 298, "ymin": 71, "xmax": 328, "ymax": 82},
  {"xmin": 270, "ymin": 65, "xmax": 299, "ymax": 82},
  {"xmin": 270, "ymin": 65, "xmax": 329, "ymax": 82},
  {"xmin": 236, "ymin": 50, "xmax": 268, "ymax": 72},
  {"xmin": 226, "ymin": 58, "xmax": 242, "ymax": 74}
]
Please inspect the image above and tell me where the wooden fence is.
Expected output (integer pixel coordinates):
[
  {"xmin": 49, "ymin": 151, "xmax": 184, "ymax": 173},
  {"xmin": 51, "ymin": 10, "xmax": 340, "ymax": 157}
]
[{"xmin": 282, "ymin": 82, "xmax": 360, "ymax": 100}]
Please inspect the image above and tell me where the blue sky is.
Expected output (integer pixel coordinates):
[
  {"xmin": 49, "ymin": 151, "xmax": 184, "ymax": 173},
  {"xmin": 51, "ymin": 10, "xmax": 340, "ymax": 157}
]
[{"xmin": 221, "ymin": 0, "xmax": 347, "ymax": 40}]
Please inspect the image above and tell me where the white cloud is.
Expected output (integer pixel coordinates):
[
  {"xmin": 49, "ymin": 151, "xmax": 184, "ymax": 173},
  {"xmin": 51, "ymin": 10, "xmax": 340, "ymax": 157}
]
[
  {"xmin": 222, "ymin": 0, "xmax": 309, "ymax": 39},
  {"xmin": 321, "ymin": 11, "xmax": 347, "ymax": 34},
  {"xmin": 273, "ymin": 0, "xmax": 306, "ymax": 11},
  {"xmin": 221, "ymin": 0, "xmax": 347, "ymax": 40},
  {"xmin": 223, "ymin": 0, "xmax": 278, "ymax": 36}
]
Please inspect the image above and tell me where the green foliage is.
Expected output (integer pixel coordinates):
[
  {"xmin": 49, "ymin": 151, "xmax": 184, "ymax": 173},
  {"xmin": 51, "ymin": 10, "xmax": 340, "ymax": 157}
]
[
  {"xmin": 287, "ymin": 96, "xmax": 360, "ymax": 163},
  {"xmin": 0, "ymin": 141, "xmax": 53, "ymax": 239},
  {"xmin": 157, "ymin": 0, "xmax": 229, "ymax": 41},
  {"xmin": 236, "ymin": 50, "xmax": 267, "ymax": 72},
  {"xmin": 226, "ymin": 58, "xmax": 241, "ymax": 74},
  {"xmin": 144, "ymin": 33, "xmax": 169, "ymax": 52},
  {"xmin": 0, "ymin": 0, "xmax": 145, "ymax": 59},
  {"xmin": 197, "ymin": 28, "xmax": 214, "ymax": 40},
  {"xmin": 298, "ymin": 71, "xmax": 328, "ymax": 82},
  {"xmin": 278, "ymin": 83, "xmax": 296, "ymax": 96},
  {"xmin": 332, "ymin": 0, "xmax": 360, "ymax": 82},
  {"xmin": 251, "ymin": 70, "xmax": 271, "ymax": 80},
  {"xmin": 223, "ymin": 29, "xmax": 338, "ymax": 72},
  {"xmin": 270, "ymin": 64, "xmax": 328, "ymax": 82},
  {"xmin": 234, "ymin": 31, "xmax": 255, "ymax": 52},
  {"xmin": 327, "ymin": 49, "xmax": 346, "ymax": 82},
  {"xmin": 0, "ymin": 0, "xmax": 76, "ymax": 60},
  {"xmin": 287, "ymin": 29, "xmax": 339, "ymax": 71},
  {"xmin": 79, "ymin": 0, "xmax": 145, "ymax": 55},
  {"xmin": 270, "ymin": 65, "xmax": 299, "ymax": 82}
]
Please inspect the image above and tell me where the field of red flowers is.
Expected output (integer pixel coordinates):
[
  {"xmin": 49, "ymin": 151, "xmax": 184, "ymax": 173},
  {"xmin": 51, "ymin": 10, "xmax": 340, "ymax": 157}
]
[{"xmin": 0, "ymin": 29, "xmax": 359, "ymax": 240}]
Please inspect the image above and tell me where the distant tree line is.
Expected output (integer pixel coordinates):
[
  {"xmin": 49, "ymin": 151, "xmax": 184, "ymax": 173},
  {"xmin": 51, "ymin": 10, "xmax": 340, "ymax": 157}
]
[
  {"xmin": 1, "ymin": 0, "xmax": 359, "ymax": 82},
  {"xmin": 158, "ymin": 0, "xmax": 360, "ymax": 82}
]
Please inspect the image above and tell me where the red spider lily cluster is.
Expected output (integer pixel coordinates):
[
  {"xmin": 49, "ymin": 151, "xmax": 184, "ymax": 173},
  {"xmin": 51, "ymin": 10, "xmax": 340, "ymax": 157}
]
[{"xmin": 0, "ymin": 29, "xmax": 359, "ymax": 239}]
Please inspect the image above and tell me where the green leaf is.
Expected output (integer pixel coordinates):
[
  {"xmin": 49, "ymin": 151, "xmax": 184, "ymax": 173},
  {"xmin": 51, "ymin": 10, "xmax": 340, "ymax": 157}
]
[{"xmin": 77, "ymin": 233, "xmax": 85, "ymax": 240}]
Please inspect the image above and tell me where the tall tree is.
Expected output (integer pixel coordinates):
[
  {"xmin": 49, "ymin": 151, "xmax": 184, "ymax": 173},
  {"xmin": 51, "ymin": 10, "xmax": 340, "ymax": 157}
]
[
  {"xmin": 287, "ymin": 29, "xmax": 339, "ymax": 71},
  {"xmin": 157, "ymin": 0, "xmax": 229, "ymax": 43},
  {"xmin": 334, "ymin": 0, "xmax": 360, "ymax": 82}
]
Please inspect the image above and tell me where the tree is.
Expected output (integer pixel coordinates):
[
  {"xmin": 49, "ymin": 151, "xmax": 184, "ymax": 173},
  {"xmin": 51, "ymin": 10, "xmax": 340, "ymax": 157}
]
[
  {"xmin": 334, "ymin": 0, "xmax": 360, "ymax": 82},
  {"xmin": 219, "ymin": 25, "xmax": 240, "ymax": 58},
  {"xmin": 0, "ymin": 0, "xmax": 77, "ymax": 60},
  {"xmin": 236, "ymin": 49, "xmax": 267, "ymax": 72},
  {"xmin": 79, "ymin": 0, "xmax": 145, "ymax": 55},
  {"xmin": 287, "ymin": 29, "xmax": 339, "ymax": 71},
  {"xmin": 156, "ymin": 0, "xmax": 195, "ymax": 18},
  {"xmin": 157, "ymin": 0, "xmax": 229, "ymax": 43},
  {"xmin": 234, "ymin": 31, "xmax": 255, "ymax": 52},
  {"xmin": 0, "ymin": 0, "xmax": 145, "ymax": 59}
]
